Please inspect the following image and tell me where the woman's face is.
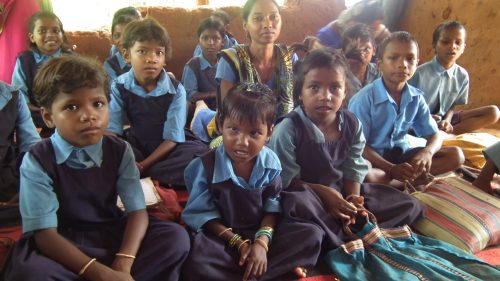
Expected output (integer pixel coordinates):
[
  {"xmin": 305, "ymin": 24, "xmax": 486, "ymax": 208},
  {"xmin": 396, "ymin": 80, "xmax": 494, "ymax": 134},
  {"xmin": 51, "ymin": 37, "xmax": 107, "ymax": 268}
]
[{"xmin": 243, "ymin": 0, "xmax": 281, "ymax": 45}]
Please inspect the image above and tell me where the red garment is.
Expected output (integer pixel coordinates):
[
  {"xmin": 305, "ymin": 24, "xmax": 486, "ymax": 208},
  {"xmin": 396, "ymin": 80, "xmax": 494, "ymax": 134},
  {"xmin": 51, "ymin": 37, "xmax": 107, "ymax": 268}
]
[{"xmin": 0, "ymin": 0, "xmax": 40, "ymax": 83}]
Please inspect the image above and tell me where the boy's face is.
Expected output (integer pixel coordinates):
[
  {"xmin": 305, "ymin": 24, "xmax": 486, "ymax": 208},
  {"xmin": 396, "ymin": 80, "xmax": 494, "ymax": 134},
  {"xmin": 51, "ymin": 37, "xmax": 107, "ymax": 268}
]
[
  {"xmin": 222, "ymin": 116, "xmax": 271, "ymax": 168},
  {"xmin": 344, "ymin": 38, "xmax": 375, "ymax": 66},
  {"xmin": 125, "ymin": 40, "xmax": 166, "ymax": 86},
  {"xmin": 30, "ymin": 17, "xmax": 63, "ymax": 56},
  {"xmin": 41, "ymin": 87, "xmax": 109, "ymax": 148},
  {"xmin": 199, "ymin": 29, "xmax": 224, "ymax": 60},
  {"xmin": 377, "ymin": 40, "xmax": 418, "ymax": 89},
  {"xmin": 435, "ymin": 27, "xmax": 466, "ymax": 68}
]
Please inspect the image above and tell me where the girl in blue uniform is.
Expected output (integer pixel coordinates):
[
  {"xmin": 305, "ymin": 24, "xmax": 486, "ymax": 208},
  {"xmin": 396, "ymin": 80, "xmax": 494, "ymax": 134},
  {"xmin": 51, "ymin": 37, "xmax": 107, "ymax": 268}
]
[
  {"xmin": 182, "ymin": 83, "xmax": 322, "ymax": 281},
  {"xmin": 6, "ymin": 56, "xmax": 190, "ymax": 281},
  {"xmin": 269, "ymin": 48, "xmax": 423, "ymax": 250}
]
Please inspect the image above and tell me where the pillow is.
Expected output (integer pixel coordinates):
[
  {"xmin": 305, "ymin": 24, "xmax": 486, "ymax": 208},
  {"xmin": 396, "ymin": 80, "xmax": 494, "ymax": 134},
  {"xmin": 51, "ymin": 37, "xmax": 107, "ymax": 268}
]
[{"xmin": 411, "ymin": 176, "xmax": 500, "ymax": 253}]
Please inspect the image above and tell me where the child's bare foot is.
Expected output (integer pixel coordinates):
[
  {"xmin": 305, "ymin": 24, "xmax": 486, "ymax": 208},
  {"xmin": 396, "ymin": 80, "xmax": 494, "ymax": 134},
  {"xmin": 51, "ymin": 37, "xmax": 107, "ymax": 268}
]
[{"xmin": 293, "ymin": 266, "xmax": 307, "ymax": 278}]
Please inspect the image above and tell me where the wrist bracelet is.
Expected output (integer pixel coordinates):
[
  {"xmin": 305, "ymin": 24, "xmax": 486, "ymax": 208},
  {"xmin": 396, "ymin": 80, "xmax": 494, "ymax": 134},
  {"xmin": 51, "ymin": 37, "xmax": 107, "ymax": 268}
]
[
  {"xmin": 217, "ymin": 227, "xmax": 232, "ymax": 238},
  {"xmin": 237, "ymin": 239, "xmax": 251, "ymax": 253},
  {"xmin": 254, "ymin": 238, "xmax": 269, "ymax": 252},
  {"xmin": 116, "ymin": 253, "xmax": 136, "ymax": 259},
  {"xmin": 78, "ymin": 258, "xmax": 96, "ymax": 276}
]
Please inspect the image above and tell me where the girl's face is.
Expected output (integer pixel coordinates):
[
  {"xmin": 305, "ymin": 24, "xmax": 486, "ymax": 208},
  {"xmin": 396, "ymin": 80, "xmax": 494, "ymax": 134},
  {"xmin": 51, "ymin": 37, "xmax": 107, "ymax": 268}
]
[
  {"xmin": 222, "ymin": 115, "xmax": 271, "ymax": 168},
  {"xmin": 111, "ymin": 23, "xmax": 128, "ymax": 47},
  {"xmin": 243, "ymin": 0, "xmax": 281, "ymax": 45},
  {"xmin": 29, "ymin": 17, "xmax": 63, "ymax": 55},
  {"xmin": 125, "ymin": 40, "xmax": 166, "ymax": 87},
  {"xmin": 199, "ymin": 28, "xmax": 224, "ymax": 61},
  {"xmin": 300, "ymin": 67, "xmax": 346, "ymax": 122}
]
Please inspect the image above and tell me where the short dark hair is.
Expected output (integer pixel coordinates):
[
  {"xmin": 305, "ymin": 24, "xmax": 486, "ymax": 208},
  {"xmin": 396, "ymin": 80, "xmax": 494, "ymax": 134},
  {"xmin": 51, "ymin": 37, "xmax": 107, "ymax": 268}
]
[
  {"xmin": 34, "ymin": 56, "xmax": 110, "ymax": 109},
  {"xmin": 111, "ymin": 7, "xmax": 142, "ymax": 35},
  {"xmin": 293, "ymin": 48, "xmax": 353, "ymax": 106},
  {"xmin": 377, "ymin": 31, "xmax": 419, "ymax": 59},
  {"xmin": 120, "ymin": 18, "xmax": 172, "ymax": 60},
  {"xmin": 211, "ymin": 9, "xmax": 230, "ymax": 25},
  {"xmin": 341, "ymin": 23, "xmax": 374, "ymax": 50},
  {"xmin": 220, "ymin": 83, "xmax": 277, "ymax": 130},
  {"xmin": 242, "ymin": 0, "xmax": 280, "ymax": 22},
  {"xmin": 27, "ymin": 11, "xmax": 70, "ymax": 51},
  {"xmin": 432, "ymin": 21, "xmax": 466, "ymax": 48},
  {"xmin": 197, "ymin": 18, "xmax": 225, "ymax": 39}
]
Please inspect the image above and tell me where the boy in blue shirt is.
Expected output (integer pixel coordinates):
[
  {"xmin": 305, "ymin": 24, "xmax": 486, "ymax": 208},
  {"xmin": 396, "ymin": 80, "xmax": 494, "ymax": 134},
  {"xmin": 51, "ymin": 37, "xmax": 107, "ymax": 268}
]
[
  {"xmin": 409, "ymin": 21, "xmax": 499, "ymax": 135},
  {"xmin": 349, "ymin": 32, "xmax": 464, "ymax": 188},
  {"xmin": 7, "ymin": 56, "xmax": 189, "ymax": 281},
  {"xmin": 0, "ymin": 81, "xmax": 40, "ymax": 202}
]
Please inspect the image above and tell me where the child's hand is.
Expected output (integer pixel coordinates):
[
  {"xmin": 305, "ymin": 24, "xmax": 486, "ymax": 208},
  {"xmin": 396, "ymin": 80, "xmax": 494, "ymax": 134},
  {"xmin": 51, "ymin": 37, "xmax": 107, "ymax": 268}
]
[
  {"xmin": 390, "ymin": 163, "xmax": 416, "ymax": 182},
  {"xmin": 238, "ymin": 242, "xmax": 252, "ymax": 265},
  {"xmin": 438, "ymin": 120, "xmax": 453, "ymax": 133},
  {"xmin": 111, "ymin": 257, "xmax": 133, "ymax": 274},
  {"xmin": 135, "ymin": 162, "xmax": 145, "ymax": 176},
  {"xmin": 241, "ymin": 243, "xmax": 268, "ymax": 281},
  {"xmin": 89, "ymin": 263, "xmax": 135, "ymax": 281},
  {"xmin": 409, "ymin": 150, "xmax": 433, "ymax": 177},
  {"xmin": 323, "ymin": 189, "xmax": 357, "ymax": 222},
  {"xmin": 99, "ymin": 270, "xmax": 135, "ymax": 281}
]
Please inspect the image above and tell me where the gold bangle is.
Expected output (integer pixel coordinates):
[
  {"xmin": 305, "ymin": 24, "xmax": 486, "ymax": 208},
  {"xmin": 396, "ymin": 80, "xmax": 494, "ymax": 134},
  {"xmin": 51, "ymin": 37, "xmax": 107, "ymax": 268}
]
[
  {"xmin": 217, "ymin": 227, "xmax": 232, "ymax": 238},
  {"xmin": 116, "ymin": 253, "xmax": 136, "ymax": 259},
  {"xmin": 237, "ymin": 239, "xmax": 251, "ymax": 253},
  {"xmin": 254, "ymin": 238, "xmax": 269, "ymax": 252},
  {"xmin": 78, "ymin": 258, "xmax": 96, "ymax": 276}
]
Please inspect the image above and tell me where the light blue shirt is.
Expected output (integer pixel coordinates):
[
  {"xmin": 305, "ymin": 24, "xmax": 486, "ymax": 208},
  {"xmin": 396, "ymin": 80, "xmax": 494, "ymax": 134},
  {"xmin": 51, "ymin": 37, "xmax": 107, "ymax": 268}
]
[
  {"xmin": 268, "ymin": 106, "xmax": 368, "ymax": 188},
  {"xmin": 193, "ymin": 34, "xmax": 238, "ymax": 57},
  {"xmin": 181, "ymin": 145, "xmax": 282, "ymax": 232},
  {"xmin": 348, "ymin": 78, "xmax": 438, "ymax": 155},
  {"xmin": 11, "ymin": 49, "xmax": 63, "ymax": 103},
  {"xmin": 484, "ymin": 141, "xmax": 500, "ymax": 170},
  {"xmin": 0, "ymin": 82, "xmax": 41, "ymax": 152},
  {"xmin": 181, "ymin": 54, "xmax": 217, "ymax": 100},
  {"xmin": 409, "ymin": 56, "xmax": 469, "ymax": 116},
  {"xmin": 351, "ymin": 63, "xmax": 381, "ymax": 96},
  {"xmin": 103, "ymin": 52, "xmax": 129, "ymax": 80},
  {"xmin": 108, "ymin": 69, "xmax": 187, "ymax": 143},
  {"xmin": 19, "ymin": 131, "xmax": 145, "ymax": 233}
]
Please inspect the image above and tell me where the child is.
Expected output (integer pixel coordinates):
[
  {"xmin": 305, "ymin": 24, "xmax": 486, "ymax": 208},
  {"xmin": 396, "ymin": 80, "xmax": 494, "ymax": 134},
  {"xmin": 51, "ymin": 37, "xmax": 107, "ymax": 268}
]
[
  {"xmin": 473, "ymin": 141, "xmax": 500, "ymax": 195},
  {"xmin": 11, "ymin": 11, "xmax": 73, "ymax": 137},
  {"xmin": 0, "ymin": 81, "xmax": 41, "ymax": 202},
  {"xmin": 409, "ymin": 21, "xmax": 500, "ymax": 135},
  {"xmin": 193, "ymin": 9, "xmax": 238, "ymax": 57},
  {"xmin": 341, "ymin": 23, "xmax": 380, "ymax": 103},
  {"xmin": 6, "ymin": 56, "xmax": 189, "ymax": 281},
  {"xmin": 348, "ymin": 32, "xmax": 464, "ymax": 187},
  {"xmin": 269, "ymin": 48, "xmax": 423, "ymax": 250},
  {"xmin": 181, "ymin": 83, "xmax": 322, "ymax": 281},
  {"xmin": 103, "ymin": 7, "xmax": 142, "ymax": 80},
  {"xmin": 107, "ymin": 18, "xmax": 208, "ymax": 188}
]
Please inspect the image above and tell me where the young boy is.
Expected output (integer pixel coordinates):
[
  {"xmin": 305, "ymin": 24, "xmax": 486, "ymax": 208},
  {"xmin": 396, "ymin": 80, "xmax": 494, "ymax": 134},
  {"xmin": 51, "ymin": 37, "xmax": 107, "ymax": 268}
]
[
  {"xmin": 6, "ymin": 56, "xmax": 189, "ymax": 281},
  {"xmin": 348, "ymin": 31, "xmax": 464, "ymax": 187},
  {"xmin": 409, "ymin": 21, "xmax": 499, "ymax": 135},
  {"xmin": 0, "ymin": 81, "xmax": 40, "ymax": 202},
  {"xmin": 341, "ymin": 23, "xmax": 380, "ymax": 103},
  {"xmin": 107, "ymin": 18, "xmax": 207, "ymax": 188},
  {"xmin": 473, "ymin": 141, "xmax": 500, "ymax": 195},
  {"xmin": 193, "ymin": 9, "xmax": 238, "ymax": 57}
]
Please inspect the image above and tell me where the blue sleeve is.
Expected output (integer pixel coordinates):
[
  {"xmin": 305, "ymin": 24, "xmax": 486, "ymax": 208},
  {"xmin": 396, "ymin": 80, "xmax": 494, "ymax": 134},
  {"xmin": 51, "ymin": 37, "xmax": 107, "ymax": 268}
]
[
  {"xmin": 412, "ymin": 96, "xmax": 438, "ymax": 138},
  {"xmin": 116, "ymin": 142, "xmax": 146, "ymax": 212},
  {"xmin": 181, "ymin": 64, "xmax": 198, "ymax": 100},
  {"xmin": 181, "ymin": 158, "xmax": 221, "ymax": 232},
  {"xmin": 484, "ymin": 141, "xmax": 500, "ymax": 169},
  {"xmin": 19, "ymin": 152, "xmax": 59, "ymax": 233},
  {"xmin": 456, "ymin": 71, "xmax": 469, "ymax": 105},
  {"xmin": 348, "ymin": 93, "xmax": 372, "ymax": 142},
  {"xmin": 16, "ymin": 94, "xmax": 41, "ymax": 152},
  {"xmin": 341, "ymin": 118, "xmax": 368, "ymax": 183},
  {"xmin": 163, "ymin": 83, "xmax": 187, "ymax": 142},
  {"xmin": 11, "ymin": 58, "xmax": 29, "ymax": 102},
  {"xmin": 267, "ymin": 118, "xmax": 300, "ymax": 188},
  {"xmin": 108, "ymin": 81, "xmax": 125, "ymax": 135},
  {"xmin": 103, "ymin": 60, "xmax": 118, "ymax": 80},
  {"xmin": 215, "ymin": 56, "xmax": 237, "ymax": 84},
  {"xmin": 263, "ymin": 169, "xmax": 282, "ymax": 213}
]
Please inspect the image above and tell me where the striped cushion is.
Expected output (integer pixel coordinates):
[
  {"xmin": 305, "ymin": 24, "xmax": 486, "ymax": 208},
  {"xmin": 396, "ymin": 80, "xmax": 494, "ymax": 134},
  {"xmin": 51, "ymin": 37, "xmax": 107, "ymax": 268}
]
[{"xmin": 411, "ymin": 176, "xmax": 500, "ymax": 253}]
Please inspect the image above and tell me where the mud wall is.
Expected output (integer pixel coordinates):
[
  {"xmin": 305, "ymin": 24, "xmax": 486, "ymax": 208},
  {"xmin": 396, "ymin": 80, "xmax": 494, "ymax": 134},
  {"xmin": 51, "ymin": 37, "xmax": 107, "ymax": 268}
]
[
  {"xmin": 66, "ymin": 0, "xmax": 344, "ymax": 79},
  {"xmin": 399, "ymin": 0, "xmax": 500, "ymax": 109}
]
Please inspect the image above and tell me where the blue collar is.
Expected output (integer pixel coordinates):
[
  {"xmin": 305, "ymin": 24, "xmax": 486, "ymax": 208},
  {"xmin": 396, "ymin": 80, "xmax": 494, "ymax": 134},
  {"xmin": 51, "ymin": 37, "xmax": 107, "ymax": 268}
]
[
  {"xmin": 50, "ymin": 130, "xmax": 103, "ymax": 166},
  {"xmin": 372, "ymin": 78, "xmax": 421, "ymax": 105},
  {"xmin": 197, "ymin": 53, "xmax": 216, "ymax": 70},
  {"xmin": 33, "ymin": 49, "xmax": 62, "ymax": 64},
  {"xmin": 430, "ymin": 56, "xmax": 457, "ymax": 78},
  {"xmin": 119, "ymin": 69, "xmax": 177, "ymax": 96}
]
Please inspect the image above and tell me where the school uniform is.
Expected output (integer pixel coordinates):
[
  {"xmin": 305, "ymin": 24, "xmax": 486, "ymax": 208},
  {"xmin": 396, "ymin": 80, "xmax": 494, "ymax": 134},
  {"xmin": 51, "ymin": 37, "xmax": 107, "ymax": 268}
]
[
  {"xmin": 350, "ymin": 63, "xmax": 381, "ymax": 96},
  {"xmin": 348, "ymin": 78, "xmax": 438, "ymax": 161},
  {"xmin": 192, "ymin": 33, "xmax": 238, "ymax": 57},
  {"xmin": 181, "ymin": 54, "xmax": 218, "ymax": 110},
  {"xmin": 11, "ymin": 49, "xmax": 64, "ymax": 133},
  {"xmin": 6, "ymin": 132, "xmax": 189, "ymax": 281},
  {"xmin": 0, "ymin": 82, "xmax": 41, "ymax": 201},
  {"xmin": 181, "ymin": 146, "xmax": 323, "ymax": 281},
  {"xmin": 103, "ymin": 51, "xmax": 131, "ymax": 80},
  {"xmin": 108, "ymin": 69, "xmax": 208, "ymax": 187},
  {"xmin": 409, "ymin": 56, "xmax": 469, "ymax": 123},
  {"xmin": 316, "ymin": 24, "xmax": 342, "ymax": 49},
  {"xmin": 268, "ymin": 107, "xmax": 423, "ymax": 249},
  {"xmin": 484, "ymin": 141, "xmax": 500, "ymax": 170}
]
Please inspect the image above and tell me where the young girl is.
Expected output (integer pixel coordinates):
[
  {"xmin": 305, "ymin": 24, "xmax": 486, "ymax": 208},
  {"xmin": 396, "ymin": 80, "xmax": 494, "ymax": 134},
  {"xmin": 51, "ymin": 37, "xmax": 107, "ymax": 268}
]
[
  {"xmin": 181, "ymin": 83, "xmax": 322, "ymax": 281},
  {"xmin": 11, "ymin": 11, "xmax": 74, "ymax": 137},
  {"xmin": 268, "ymin": 48, "xmax": 423, "ymax": 250},
  {"xmin": 6, "ymin": 56, "xmax": 189, "ymax": 281},
  {"xmin": 107, "ymin": 18, "xmax": 208, "ymax": 188}
]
